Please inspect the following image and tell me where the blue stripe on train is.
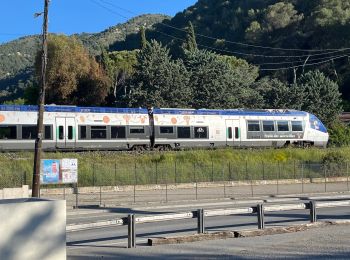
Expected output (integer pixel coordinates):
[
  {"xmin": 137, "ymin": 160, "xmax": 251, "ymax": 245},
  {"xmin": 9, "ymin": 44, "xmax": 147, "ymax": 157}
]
[{"xmin": 0, "ymin": 105, "xmax": 307, "ymax": 117}]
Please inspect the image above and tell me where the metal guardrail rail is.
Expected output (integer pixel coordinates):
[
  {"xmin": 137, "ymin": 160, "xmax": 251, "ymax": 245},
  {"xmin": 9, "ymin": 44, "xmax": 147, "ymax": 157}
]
[{"xmin": 66, "ymin": 200, "xmax": 350, "ymax": 248}]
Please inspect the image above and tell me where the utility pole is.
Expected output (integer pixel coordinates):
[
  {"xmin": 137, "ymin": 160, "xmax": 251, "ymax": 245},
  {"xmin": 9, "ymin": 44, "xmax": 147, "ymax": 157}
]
[{"xmin": 32, "ymin": 0, "xmax": 50, "ymax": 197}]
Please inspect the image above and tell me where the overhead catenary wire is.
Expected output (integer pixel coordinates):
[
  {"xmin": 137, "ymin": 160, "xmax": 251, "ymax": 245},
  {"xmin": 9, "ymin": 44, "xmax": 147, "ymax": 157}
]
[
  {"xmin": 90, "ymin": 0, "xmax": 350, "ymax": 70},
  {"xmin": 97, "ymin": 0, "xmax": 350, "ymax": 53}
]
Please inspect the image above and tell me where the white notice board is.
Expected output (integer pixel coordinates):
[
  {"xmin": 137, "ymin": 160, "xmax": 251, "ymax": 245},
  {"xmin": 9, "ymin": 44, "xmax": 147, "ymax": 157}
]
[{"xmin": 61, "ymin": 158, "xmax": 78, "ymax": 184}]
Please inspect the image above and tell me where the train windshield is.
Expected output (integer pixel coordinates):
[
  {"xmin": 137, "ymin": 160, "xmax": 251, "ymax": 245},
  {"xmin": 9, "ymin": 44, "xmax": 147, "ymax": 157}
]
[{"xmin": 309, "ymin": 114, "xmax": 327, "ymax": 133}]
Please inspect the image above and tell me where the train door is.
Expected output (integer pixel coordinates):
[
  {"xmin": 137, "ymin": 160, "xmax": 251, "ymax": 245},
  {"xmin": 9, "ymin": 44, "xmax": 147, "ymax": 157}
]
[
  {"xmin": 55, "ymin": 117, "xmax": 76, "ymax": 149},
  {"xmin": 225, "ymin": 119, "xmax": 241, "ymax": 146}
]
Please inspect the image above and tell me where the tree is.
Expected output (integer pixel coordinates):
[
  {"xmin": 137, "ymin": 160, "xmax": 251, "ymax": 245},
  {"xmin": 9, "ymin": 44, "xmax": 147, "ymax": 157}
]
[
  {"xmin": 311, "ymin": 0, "xmax": 350, "ymax": 27},
  {"xmin": 184, "ymin": 50, "xmax": 260, "ymax": 109},
  {"xmin": 263, "ymin": 2, "xmax": 304, "ymax": 31},
  {"xmin": 34, "ymin": 35, "xmax": 109, "ymax": 105},
  {"xmin": 183, "ymin": 21, "xmax": 198, "ymax": 52},
  {"xmin": 291, "ymin": 70, "xmax": 342, "ymax": 125},
  {"xmin": 253, "ymin": 77, "xmax": 290, "ymax": 109},
  {"xmin": 100, "ymin": 50, "xmax": 138, "ymax": 106},
  {"xmin": 128, "ymin": 40, "xmax": 191, "ymax": 108},
  {"xmin": 140, "ymin": 26, "xmax": 148, "ymax": 50}
]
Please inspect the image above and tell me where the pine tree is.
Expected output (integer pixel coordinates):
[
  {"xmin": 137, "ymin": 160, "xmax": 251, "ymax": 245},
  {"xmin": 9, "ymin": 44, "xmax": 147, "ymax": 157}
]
[
  {"xmin": 128, "ymin": 40, "xmax": 191, "ymax": 108},
  {"xmin": 140, "ymin": 26, "xmax": 147, "ymax": 50},
  {"xmin": 183, "ymin": 21, "xmax": 198, "ymax": 52}
]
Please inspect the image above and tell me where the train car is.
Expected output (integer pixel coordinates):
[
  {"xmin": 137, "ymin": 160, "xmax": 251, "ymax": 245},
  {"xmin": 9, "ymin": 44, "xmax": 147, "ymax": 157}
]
[
  {"xmin": 0, "ymin": 105, "xmax": 149, "ymax": 151},
  {"xmin": 0, "ymin": 105, "xmax": 328, "ymax": 151}
]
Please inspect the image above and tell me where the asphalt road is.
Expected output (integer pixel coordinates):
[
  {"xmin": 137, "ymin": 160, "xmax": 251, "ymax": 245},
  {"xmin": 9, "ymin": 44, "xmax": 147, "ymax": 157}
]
[
  {"xmin": 68, "ymin": 223, "xmax": 350, "ymax": 259},
  {"xmin": 66, "ymin": 197, "xmax": 350, "ymax": 259}
]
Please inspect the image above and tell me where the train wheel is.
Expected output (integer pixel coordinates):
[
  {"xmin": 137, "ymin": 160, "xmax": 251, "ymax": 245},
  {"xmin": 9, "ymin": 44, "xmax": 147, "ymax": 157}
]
[{"xmin": 131, "ymin": 145, "xmax": 144, "ymax": 152}]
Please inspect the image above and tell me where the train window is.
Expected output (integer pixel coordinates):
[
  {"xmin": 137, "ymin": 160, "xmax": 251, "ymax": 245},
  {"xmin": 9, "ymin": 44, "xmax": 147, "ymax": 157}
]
[
  {"xmin": 277, "ymin": 121, "xmax": 289, "ymax": 132},
  {"xmin": 130, "ymin": 127, "xmax": 144, "ymax": 134},
  {"xmin": 44, "ymin": 125, "xmax": 52, "ymax": 140},
  {"xmin": 111, "ymin": 126, "xmax": 126, "ymax": 139},
  {"xmin": 0, "ymin": 125, "xmax": 16, "ymax": 139},
  {"xmin": 160, "ymin": 126, "xmax": 174, "ymax": 134},
  {"xmin": 79, "ymin": 126, "xmax": 87, "ymax": 139},
  {"xmin": 22, "ymin": 125, "xmax": 37, "ymax": 139},
  {"xmin": 177, "ymin": 127, "xmax": 191, "ymax": 138},
  {"xmin": 247, "ymin": 121, "xmax": 260, "ymax": 132},
  {"xmin": 91, "ymin": 126, "xmax": 107, "ymax": 139},
  {"xmin": 68, "ymin": 126, "xmax": 73, "ymax": 140},
  {"xmin": 292, "ymin": 121, "xmax": 303, "ymax": 132},
  {"xmin": 262, "ymin": 121, "xmax": 275, "ymax": 132},
  {"xmin": 228, "ymin": 127, "xmax": 232, "ymax": 139},
  {"xmin": 58, "ymin": 126, "xmax": 64, "ymax": 140},
  {"xmin": 194, "ymin": 127, "xmax": 208, "ymax": 139}
]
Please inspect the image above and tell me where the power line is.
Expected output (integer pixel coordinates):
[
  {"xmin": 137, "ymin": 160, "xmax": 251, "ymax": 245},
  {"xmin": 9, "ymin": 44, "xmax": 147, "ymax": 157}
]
[
  {"xmin": 259, "ymin": 54, "xmax": 349, "ymax": 71},
  {"xmin": 91, "ymin": 0, "xmax": 350, "ymax": 71},
  {"xmin": 97, "ymin": 0, "xmax": 350, "ymax": 53}
]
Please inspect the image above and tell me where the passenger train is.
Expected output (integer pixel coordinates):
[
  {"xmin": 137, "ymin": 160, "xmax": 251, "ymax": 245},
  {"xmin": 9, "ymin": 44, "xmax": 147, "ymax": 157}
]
[{"xmin": 0, "ymin": 105, "xmax": 328, "ymax": 151}]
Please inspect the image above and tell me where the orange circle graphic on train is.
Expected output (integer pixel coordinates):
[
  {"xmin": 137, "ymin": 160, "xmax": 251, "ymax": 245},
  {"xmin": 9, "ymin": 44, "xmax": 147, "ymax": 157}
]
[
  {"xmin": 171, "ymin": 117, "xmax": 177, "ymax": 124},
  {"xmin": 103, "ymin": 116, "xmax": 110, "ymax": 124},
  {"xmin": 80, "ymin": 116, "xmax": 85, "ymax": 123},
  {"xmin": 0, "ymin": 114, "xmax": 5, "ymax": 122}
]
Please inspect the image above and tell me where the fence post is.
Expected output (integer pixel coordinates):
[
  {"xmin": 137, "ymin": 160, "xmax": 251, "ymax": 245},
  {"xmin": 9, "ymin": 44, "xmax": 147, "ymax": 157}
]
[
  {"xmin": 262, "ymin": 161, "xmax": 265, "ymax": 180},
  {"xmin": 324, "ymin": 165, "xmax": 327, "ymax": 192},
  {"xmin": 257, "ymin": 204, "xmax": 265, "ymax": 229},
  {"xmin": 245, "ymin": 160, "xmax": 248, "ymax": 181},
  {"xmin": 114, "ymin": 162, "xmax": 117, "ymax": 187},
  {"xmin": 193, "ymin": 163, "xmax": 198, "ymax": 200},
  {"xmin": 134, "ymin": 162, "xmax": 137, "ymax": 203},
  {"xmin": 127, "ymin": 214, "xmax": 136, "ymax": 248},
  {"xmin": 74, "ymin": 183, "xmax": 79, "ymax": 209},
  {"xmin": 347, "ymin": 162, "xmax": 349, "ymax": 192},
  {"xmin": 228, "ymin": 162, "xmax": 232, "ymax": 181},
  {"xmin": 155, "ymin": 161, "xmax": 158, "ymax": 185},
  {"xmin": 174, "ymin": 160, "xmax": 177, "ymax": 184},
  {"xmin": 23, "ymin": 171, "xmax": 27, "ymax": 186},
  {"xmin": 301, "ymin": 163, "xmax": 304, "ymax": 193},
  {"xmin": 294, "ymin": 160, "xmax": 296, "ymax": 179},
  {"xmin": 93, "ymin": 163, "xmax": 96, "ymax": 187},
  {"xmin": 250, "ymin": 163, "xmax": 254, "ymax": 197},
  {"xmin": 277, "ymin": 162, "xmax": 280, "ymax": 195},
  {"xmin": 211, "ymin": 159, "xmax": 214, "ymax": 182},
  {"xmin": 165, "ymin": 169, "xmax": 168, "ymax": 203},
  {"xmin": 63, "ymin": 187, "xmax": 66, "ymax": 200},
  {"xmin": 309, "ymin": 200, "xmax": 317, "ymax": 223},
  {"xmin": 197, "ymin": 209, "xmax": 205, "ymax": 234},
  {"xmin": 99, "ymin": 186, "xmax": 102, "ymax": 206},
  {"xmin": 222, "ymin": 166, "xmax": 226, "ymax": 198}
]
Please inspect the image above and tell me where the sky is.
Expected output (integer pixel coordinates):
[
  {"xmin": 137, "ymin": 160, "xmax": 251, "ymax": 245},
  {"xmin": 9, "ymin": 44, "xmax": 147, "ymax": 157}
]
[{"xmin": 0, "ymin": 0, "xmax": 197, "ymax": 44}]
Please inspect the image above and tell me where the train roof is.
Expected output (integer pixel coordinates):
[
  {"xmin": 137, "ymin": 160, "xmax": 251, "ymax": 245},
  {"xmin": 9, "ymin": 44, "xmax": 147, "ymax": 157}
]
[{"xmin": 0, "ymin": 105, "xmax": 308, "ymax": 117}]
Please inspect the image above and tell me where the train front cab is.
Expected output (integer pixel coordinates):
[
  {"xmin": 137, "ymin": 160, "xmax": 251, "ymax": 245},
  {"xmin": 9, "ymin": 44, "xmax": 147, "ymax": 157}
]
[{"xmin": 306, "ymin": 114, "xmax": 329, "ymax": 148}]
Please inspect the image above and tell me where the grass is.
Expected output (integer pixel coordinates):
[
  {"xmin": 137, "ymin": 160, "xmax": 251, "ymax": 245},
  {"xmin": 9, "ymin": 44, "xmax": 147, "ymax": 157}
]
[{"xmin": 0, "ymin": 147, "xmax": 349, "ymax": 188}]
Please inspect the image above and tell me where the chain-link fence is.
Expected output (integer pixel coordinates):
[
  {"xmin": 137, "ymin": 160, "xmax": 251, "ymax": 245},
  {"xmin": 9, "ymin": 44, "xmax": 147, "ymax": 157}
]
[{"xmin": 1, "ymin": 159, "xmax": 349, "ymax": 206}]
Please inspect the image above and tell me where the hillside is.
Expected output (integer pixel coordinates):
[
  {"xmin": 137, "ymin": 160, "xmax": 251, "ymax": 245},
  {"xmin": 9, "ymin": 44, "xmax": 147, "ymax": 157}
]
[
  {"xmin": 1, "ymin": 0, "xmax": 350, "ymax": 107},
  {"xmin": 116, "ymin": 0, "xmax": 350, "ymax": 106},
  {"xmin": 0, "ymin": 14, "xmax": 169, "ymax": 102}
]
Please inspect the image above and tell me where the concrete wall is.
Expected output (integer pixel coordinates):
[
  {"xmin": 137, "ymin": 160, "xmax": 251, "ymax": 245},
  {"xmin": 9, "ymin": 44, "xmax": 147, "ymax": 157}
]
[
  {"xmin": 0, "ymin": 185, "xmax": 29, "ymax": 199},
  {"xmin": 0, "ymin": 198, "xmax": 66, "ymax": 260}
]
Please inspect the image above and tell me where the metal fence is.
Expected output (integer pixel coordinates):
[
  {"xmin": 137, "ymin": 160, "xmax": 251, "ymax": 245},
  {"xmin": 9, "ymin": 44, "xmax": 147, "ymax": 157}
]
[{"xmin": 1, "ymin": 160, "xmax": 349, "ymax": 205}]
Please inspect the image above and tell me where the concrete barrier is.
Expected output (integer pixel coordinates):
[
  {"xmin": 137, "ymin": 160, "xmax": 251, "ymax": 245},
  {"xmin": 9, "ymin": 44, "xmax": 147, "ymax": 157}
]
[
  {"xmin": 0, "ymin": 198, "xmax": 66, "ymax": 260},
  {"xmin": 0, "ymin": 185, "xmax": 29, "ymax": 199}
]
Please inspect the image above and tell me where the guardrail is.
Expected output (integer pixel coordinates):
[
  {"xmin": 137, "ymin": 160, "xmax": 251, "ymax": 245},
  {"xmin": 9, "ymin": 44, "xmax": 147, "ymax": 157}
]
[{"xmin": 66, "ymin": 199, "xmax": 350, "ymax": 248}]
